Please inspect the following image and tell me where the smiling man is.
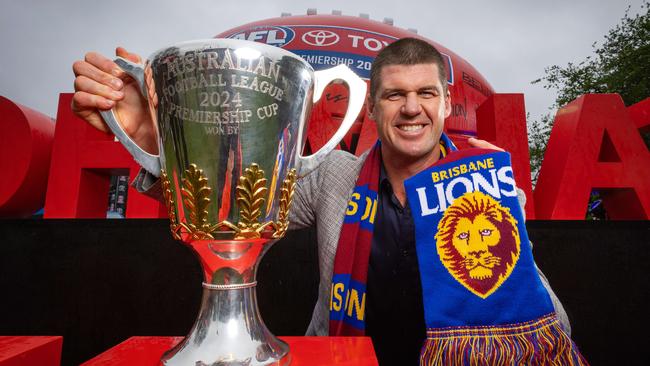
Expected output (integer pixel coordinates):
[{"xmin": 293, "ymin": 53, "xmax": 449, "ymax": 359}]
[{"xmin": 287, "ymin": 38, "xmax": 570, "ymax": 365}]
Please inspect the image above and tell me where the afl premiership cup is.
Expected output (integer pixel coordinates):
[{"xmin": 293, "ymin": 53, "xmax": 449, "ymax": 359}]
[{"xmin": 100, "ymin": 38, "xmax": 366, "ymax": 365}]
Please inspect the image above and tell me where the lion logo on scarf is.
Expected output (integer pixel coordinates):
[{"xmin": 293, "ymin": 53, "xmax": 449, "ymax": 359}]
[{"xmin": 435, "ymin": 191, "xmax": 521, "ymax": 298}]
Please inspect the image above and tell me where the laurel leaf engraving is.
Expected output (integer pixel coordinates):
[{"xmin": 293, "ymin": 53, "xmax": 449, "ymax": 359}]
[
  {"xmin": 181, "ymin": 164, "xmax": 213, "ymax": 240},
  {"xmin": 161, "ymin": 170, "xmax": 183, "ymax": 241},
  {"xmin": 273, "ymin": 169, "xmax": 297, "ymax": 239},
  {"xmin": 235, "ymin": 164, "xmax": 267, "ymax": 231}
]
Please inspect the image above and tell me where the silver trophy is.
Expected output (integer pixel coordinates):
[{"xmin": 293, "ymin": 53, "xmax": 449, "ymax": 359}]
[{"xmin": 100, "ymin": 38, "xmax": 366, "ymax": 365}]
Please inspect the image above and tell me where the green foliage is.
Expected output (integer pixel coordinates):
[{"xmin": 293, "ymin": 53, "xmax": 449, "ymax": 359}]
[
  {"xmin": 527, "ymin": 113, "xmax": 552, "ymax": 183},
  {"xmin": 532, "ymin": 2, "xmax": 650, "ymax": 108},
  {"xmin": 528, "ymin": 2, "xmax": 650, "ymax": 187}
]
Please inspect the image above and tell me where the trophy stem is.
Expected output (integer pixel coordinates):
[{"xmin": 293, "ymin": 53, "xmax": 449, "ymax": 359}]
[{"xmin": 161, "ymin": 239, "xmax": 290, "ymax": 366}]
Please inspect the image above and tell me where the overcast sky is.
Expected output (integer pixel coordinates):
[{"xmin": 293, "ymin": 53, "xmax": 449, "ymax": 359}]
[{"xmin": 0, "ymin": 0, "xmax": 645, "ymax": 123}]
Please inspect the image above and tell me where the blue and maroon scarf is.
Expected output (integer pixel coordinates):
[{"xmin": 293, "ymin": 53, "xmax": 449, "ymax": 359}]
[
  {"xmin": 328, "ymin": 134, "xmax": 456, "ymax": 336},
  {"xmin": 404, "ymin": 148, "xmax": 588, "ymax": 365}
]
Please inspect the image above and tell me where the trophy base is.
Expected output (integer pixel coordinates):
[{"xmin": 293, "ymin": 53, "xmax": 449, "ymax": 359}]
[
  {"xmin": 161, "ymin": 345, "xmax": 291, "ymax": 366},
  {"xmin": 161, "ymin": 339, "xmax": 290, "ymax": 366},
  {"xmin": 160, "ymin": 285, "xmax": 290, "ymax": 366}
]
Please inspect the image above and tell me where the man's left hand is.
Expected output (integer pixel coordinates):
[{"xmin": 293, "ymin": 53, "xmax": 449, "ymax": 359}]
[{"xmin": 467, "ymin": 137, "xmax": 504, "ymax": 151}]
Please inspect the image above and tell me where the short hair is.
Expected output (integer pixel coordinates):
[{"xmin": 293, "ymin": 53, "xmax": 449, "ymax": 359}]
[{"xmin": 369, "ymin": 37, "xmax": 448, "ymax": 100}]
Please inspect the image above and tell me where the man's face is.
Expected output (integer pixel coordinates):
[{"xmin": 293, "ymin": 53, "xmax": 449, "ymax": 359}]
[{"xmin": 368, "ymin": 63, "xmax": 451, "ymax": 165}]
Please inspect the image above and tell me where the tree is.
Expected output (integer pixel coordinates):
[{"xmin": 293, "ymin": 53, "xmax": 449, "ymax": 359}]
[
  {"xmin": 527, "ymin": 113, "xmax": 552, "ymax": 183},
  {"xmin": 528, "ymin": 2, "xmax": 650, "ymax": 185}
]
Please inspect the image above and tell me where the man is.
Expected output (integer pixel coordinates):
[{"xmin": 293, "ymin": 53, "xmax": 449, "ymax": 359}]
[{"xmin": 72, "ymin": 38, "xmax": 569, "ymax": 365}]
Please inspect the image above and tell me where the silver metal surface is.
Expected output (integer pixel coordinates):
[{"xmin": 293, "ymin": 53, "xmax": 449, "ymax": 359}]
[
  {"xmin": 103, "ymin": 38, "xmax": 366, "ymax": 225},
  {"xmin": 294, "ymin": 64, "xmax": 366, "ymax": 174},
  {"xmin": 162, "ymin": 239, "xmax": 289, "ymax": 366},
  {"xmin": 99, "ymin": 58, "xmax": 161, "ymax": 176},
  {"xmin": 203, "ymin": 281, "xmax": 258, "ymax": 290},
  {"xmin": 162, "ymin": 287, "xmax": 290, "ymax": 366},
  {"xmin": 99, "ymin": 38, "xmax": 366, "ymax": 366}
]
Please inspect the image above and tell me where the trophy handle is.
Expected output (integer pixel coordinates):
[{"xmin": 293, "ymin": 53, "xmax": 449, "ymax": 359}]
[
  {"xmin": 99, "ymin": 57, "xmax": 161, "ymax": 177},
  {"xmin": 295, "ymin": 64, "xmax": 367, "ymax": 176}
]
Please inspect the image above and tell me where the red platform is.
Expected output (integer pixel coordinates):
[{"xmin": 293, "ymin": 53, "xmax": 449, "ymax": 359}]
[
  {"xmin": 81, "ymin": 336, "xmax": 378, "ymax": 365},
  {"xmin": 0, "ymin": 336, "xmax": 63, "ymax": 366}
]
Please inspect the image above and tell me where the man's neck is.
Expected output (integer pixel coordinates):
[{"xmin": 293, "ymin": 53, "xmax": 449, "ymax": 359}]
[{"xmin": 381, "ymin": 144, "xmax": 441, "ymax": 206}]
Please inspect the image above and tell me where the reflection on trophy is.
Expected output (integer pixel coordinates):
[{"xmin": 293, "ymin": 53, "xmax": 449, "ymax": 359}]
[{"xmin": 100, "ymin": 38, "xmax": 366, "ymax": 365}]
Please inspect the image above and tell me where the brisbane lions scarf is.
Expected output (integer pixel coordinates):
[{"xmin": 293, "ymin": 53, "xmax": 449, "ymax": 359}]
[
  {"xmin": 404, "ymin": 148, "xmax": 588, "ymax": 365},
  {"xmin": 329, "ymin": 134, "xmax": 455, "ymax": 336}
]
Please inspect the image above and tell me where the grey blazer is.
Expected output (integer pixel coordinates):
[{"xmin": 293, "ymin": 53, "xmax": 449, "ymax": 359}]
[{"xmin": 288, "ymin": 150, "xmax": 571, "ymax": 336}]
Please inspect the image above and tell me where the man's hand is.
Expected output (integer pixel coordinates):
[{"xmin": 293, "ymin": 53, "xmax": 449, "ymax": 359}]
[
  {"xmin": 72, "ymin": 47, "xmax": 158, "ymax": 154},
  {"xmin": 467, "ymin": 137, "xmax": 505, "ymax": 152}
]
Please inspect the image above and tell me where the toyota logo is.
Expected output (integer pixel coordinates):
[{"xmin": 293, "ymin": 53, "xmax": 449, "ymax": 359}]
[{"xmin": 301, "ymin": 30, "xmax": 340, "ymax": 47}]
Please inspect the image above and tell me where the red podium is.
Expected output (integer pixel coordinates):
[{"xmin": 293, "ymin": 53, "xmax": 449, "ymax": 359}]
[
  {"xmin": 0, "ymin": 336, "xmax": 63, "ymax": 366},
  {"xmin": 81, "ymin": 336, "xmax": 378, "ymax": 365}
]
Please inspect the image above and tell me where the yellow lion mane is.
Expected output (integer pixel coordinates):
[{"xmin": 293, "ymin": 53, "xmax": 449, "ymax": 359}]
[{"xmin": 434, "ymin": 191, "xmax": 521, "ymax": 298}]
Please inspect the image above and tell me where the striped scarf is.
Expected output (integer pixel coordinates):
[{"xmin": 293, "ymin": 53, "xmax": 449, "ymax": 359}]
[{"xmin": 329, "ymin": 134, "xmax": 455, "ymax": 336}]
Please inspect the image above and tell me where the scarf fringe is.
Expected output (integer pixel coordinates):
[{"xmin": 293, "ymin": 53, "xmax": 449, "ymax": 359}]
[{"xmin": 420, "ymin": 314, "xmax": 589, "ymax": 366}]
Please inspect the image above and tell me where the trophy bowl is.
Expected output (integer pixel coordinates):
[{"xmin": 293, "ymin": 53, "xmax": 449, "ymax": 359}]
[{"xmin": 99, "ymin": 38, "xmax": 366, "ymax": 365}]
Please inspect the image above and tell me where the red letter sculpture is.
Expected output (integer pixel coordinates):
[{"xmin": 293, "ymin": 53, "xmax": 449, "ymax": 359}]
[
  {"xmin": 475, "ymin": 94, "xmax": 535, "ymax": 218},
  {"xmin": 44, "ymin": 93, "xmax": 165, "ymax": 218},
  {"xmin": 534, "ymin": 94, "xmax": 650, "ymax": 219},
  {"xmin": 0, "ymin": 96, "xmax": 55, "ymax": 217}
]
